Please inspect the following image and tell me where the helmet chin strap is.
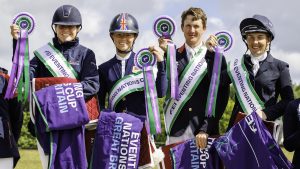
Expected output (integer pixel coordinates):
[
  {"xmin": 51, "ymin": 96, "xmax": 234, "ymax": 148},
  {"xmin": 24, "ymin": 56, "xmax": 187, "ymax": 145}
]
[{"xmin": 242, "ymin": 38, "xmax": 249, "ymax": 55}]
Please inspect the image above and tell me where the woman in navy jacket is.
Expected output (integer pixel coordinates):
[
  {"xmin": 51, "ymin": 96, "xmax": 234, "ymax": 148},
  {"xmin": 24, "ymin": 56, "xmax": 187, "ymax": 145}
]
[
  {"xmin": 10, "ymin": 5, "xmax": 99, "ymax": 169},
  {"xmin": 207, "ymin": 14, "xmax": 294, "ymax": 130},
  {"xmin": 98, "ymin": 13, "xmax": 167, "ymax": 116}
]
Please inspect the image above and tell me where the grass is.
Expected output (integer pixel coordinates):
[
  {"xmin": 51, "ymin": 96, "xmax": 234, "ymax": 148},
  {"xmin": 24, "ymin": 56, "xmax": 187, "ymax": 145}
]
[
  {"xmin": 15, "ymin": 149, "xmax": 42, "ymax": 169},
  {"xmin": 281, "ymin": 146, "xmax": 294, "ymax": 162},
  {"xmin": 15, "ymin": 147, "xmax": 294, "ymax": 168}
]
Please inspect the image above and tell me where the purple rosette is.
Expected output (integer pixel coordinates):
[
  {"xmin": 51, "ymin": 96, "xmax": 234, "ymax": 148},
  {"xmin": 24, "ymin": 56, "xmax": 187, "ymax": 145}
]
[
  {"xmin": 5, "ymin": 12, "xmax": 34, "ymax": 102},
  {"xmin": 134, "ymin": 48, "xmax": 156, "ymax": 69},
  {"xmin": 12, "ymin": 12, "xmax": 35, "ymax": 34},
  {"xmin": 215, "ymin": 31, "xmax": 233, "ymax": 52},
  {"xmin": 153, "ymin": 15, "xmax": 179, "ymax": 99},
  {"xmin": 153, "ymin": 15, "xmax": 176, "ymax": 38}
]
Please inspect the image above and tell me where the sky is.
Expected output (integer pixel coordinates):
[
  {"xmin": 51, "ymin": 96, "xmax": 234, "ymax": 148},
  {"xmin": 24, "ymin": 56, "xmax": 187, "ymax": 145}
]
[{"xmin": 0, "ymin": 0, "xmax": 299, "ymax": 83}]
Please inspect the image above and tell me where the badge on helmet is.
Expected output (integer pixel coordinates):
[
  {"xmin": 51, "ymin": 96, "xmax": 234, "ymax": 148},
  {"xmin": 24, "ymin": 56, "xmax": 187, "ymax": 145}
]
[
  {"xmin": 52, "ymin": 5, "xmax": 82, "ymax": 26},
  {"xmin": 240, "ymin": 14, "xmax": 275, "ymax": 41},
  {"xmin": 109, "ymin": 13, "xmax": 139, "ymax": 34}
]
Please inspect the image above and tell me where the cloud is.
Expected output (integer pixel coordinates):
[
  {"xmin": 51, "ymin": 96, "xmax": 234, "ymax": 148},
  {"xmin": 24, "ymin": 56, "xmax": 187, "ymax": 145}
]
[
  {"xmin": 80, "ymin": 11, "xmax": 104, "ymax": 37},
  {"xmin": 208, "ymin": 17, "xmax": 224, "ymax": 29}
]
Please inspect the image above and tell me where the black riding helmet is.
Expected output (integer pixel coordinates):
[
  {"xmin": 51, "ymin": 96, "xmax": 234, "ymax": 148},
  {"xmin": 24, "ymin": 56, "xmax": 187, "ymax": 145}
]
[
  {"xmin": 51, "ymin": 4, "xmax": 82, "ymax": 38},
  {"xmin": 240, "ymin": 14, "xmax": 275, "ymax": 53},
  {"xmin": 109, "ymin": 13, "xmax": 139, "ymax": 54},
  {"xmin": 52, "ymin": 4, "xmax": 82, "ymax": 27},
  {"xmin": 240, "ymin": 14, "xmax": 275, "ymax": 41}
]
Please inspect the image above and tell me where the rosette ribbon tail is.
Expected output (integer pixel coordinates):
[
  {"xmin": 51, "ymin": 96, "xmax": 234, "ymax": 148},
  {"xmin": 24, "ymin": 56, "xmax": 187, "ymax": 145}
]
[
  {"xmin": 143, "ymin": 66, "xmax": 161, "ymax": 134},
  {"xmin": 5, "ymin": 29, "xmax": 30, "ymax": 104},
  {"xmin": 166, "ymin": 43, "xmax": 179, "ymax": 100},
  {"xmin": 205, "ymin": 47, "xmax": 223, "ymax": 117}
]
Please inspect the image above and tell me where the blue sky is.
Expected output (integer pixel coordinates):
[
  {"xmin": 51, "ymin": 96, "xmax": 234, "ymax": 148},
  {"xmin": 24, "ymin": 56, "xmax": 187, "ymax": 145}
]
[{"xmin": 1, "ymin": 0, "xmax": 299, "ymax": 83}]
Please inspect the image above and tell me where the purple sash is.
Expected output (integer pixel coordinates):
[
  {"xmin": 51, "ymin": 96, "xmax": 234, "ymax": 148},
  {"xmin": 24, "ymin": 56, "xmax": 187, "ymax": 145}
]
[
  {"xmin": 213, "ymin": 112, "xmax": 292, "ymax": 169},
  {"xmin": 33, "ymin": 83, "xmax": 89, "ymax": 131},
  {"xmin": 91, "ymin": 111, "xmax": 143, "ymax": 169},
  {"xmin": 33, "ymin": 82, "xmax": 89, "ymax": 169},
  {"xmin": 170, "ymin": 138, "xmax": 221, "ymax": 169}
]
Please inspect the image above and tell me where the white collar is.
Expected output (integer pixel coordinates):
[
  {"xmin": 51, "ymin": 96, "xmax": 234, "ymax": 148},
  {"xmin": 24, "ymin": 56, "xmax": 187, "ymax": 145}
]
[
  {"xmin": 116, "ymin": 52, "xmax": 131, "ymax": 61},
  {"xmin": 250, "ymin": 52, "xmax": 268, "ymax": 63},
  {"xmin": 185, "ymin": 42, "xmax": 204, "ymax": 55}
]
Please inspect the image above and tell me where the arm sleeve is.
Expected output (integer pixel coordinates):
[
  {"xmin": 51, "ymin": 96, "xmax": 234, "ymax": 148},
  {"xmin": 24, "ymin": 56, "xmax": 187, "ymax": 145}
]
[
  {"xmin": 216, "ymin": 55, "xmax": 230, "ymax": 117},
  {"xmin": 196, "ymin": 54, "xmax": 230, "ymax": 135},
  {"xmin": 79, "ymin": 49, "xmax": 100, "ymax": 99},
  {"xmin": 198, "ymin": 118, "xmax": 209, "ymax": 134},
  {"xmin": 97, "ymin": 65, "xmax": 107, "ymax": 110},
  {"xmin": 29, "ymin": 56, "xmax": 39, "ymax": 79},
  {"xmin": 193, "ymin": 115, "xmax": 209, "ymax": 135},
  {"xmin": 219, "ymin": 53, "xmax": 232, "ymax": 87},
  {"xmin": 264, "ymin": 63, "xmax": 294, "ymax": 120},
  {"xmin": 283, "ymin": 100, "xmax": 300, "ymax": 151},
  {"xmin": 155, "ymin": 61, "xmax": 168, "ymax": 98}
]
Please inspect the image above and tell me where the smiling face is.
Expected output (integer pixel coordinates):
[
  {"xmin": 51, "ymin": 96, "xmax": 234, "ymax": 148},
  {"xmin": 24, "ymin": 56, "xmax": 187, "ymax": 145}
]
[
  {"xmin": 181, "ymin": 15, "xmax": 206, "ymax": 48},
  {"xmin": 246, "ymin": 32, "xmax": 270, "ymax": 57},
  {"xmin": 55, "ymin": 25, "xmax": 80, "ymax": 43},
  {"xmin": 112, "ymin": 33, "xmax": 136, "ymax": 53}
]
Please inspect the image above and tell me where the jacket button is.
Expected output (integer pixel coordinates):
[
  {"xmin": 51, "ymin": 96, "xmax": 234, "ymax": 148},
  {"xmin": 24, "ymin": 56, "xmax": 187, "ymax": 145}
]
[{"xmin": 189, "ymin": 108, "xmax": 192, "ymax": 112}]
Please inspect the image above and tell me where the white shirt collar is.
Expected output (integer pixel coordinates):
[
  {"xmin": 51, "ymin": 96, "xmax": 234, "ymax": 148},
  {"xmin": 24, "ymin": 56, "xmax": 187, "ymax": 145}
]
[
  {"xmin": 116, "ymin": 52, "xmax": 131, "ymax": 61},
  {"xmin": 185, "ymin": 42, "xmax": 204, "ymax": 57},
  {"xmin": 250, "ymin": 52, "xmax": 268, "ymax": 63},
  {"xmin": 250, "ymin": 52, "xmax": 267, "ymax": 76}
]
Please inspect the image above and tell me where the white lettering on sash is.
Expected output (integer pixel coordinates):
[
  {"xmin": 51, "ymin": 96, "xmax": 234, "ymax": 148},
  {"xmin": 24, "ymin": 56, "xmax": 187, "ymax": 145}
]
[
  {"xmin": 109, "ymin": 116, "xmax": 140, "ymax": 169},
  {"xmin": 233, "ymin": 60, "xmax": 257, "ymax": 113},
  {"xmin": 189, "ymin": 138, "xmax": 215, "ymax": 168},
  {"xmin": 54, "ymin": 83, "xmax": 83, "ymax": 113},
  {"xmin": 45, "ymin": 50, "xmax": 70, "ymax": 77},
  {"xmin": 169, "ymin": 58, "xmax": 206, "ymax": 115},
  {"xmin": 190, "ymin": 140, "xmax": 200, "ymax": 169}
]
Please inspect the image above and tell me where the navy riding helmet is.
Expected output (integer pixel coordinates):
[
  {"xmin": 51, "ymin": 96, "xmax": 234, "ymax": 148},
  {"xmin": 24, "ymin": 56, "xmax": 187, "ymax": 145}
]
[
  {"xmin": 240, "ymin": 14, "xmax": 275, "ymax": 41},
  {"xmin": 109, "ymin": 13, "xmax": 139, "ymax": 35},
  {"xmin": 52, "ymin": 5, "xmax": 82, "ymax": 27}
]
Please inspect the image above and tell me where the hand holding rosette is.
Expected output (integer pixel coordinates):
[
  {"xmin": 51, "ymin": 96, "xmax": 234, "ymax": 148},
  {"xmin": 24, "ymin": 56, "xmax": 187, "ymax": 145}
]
[
  {"xmin": 154, "ymin": 15, "xmax": 179, "ymax": 100},
  {"xmin": 205, "ymin": 31, "xmax": 233, "ymax": 117},
  {"xmin": 5, "ymin": 12, "xmax": 35, "ymax": 103},
  {"xmin": 134, "ymin": 48, "xmax": 161, "ymax": 135}
]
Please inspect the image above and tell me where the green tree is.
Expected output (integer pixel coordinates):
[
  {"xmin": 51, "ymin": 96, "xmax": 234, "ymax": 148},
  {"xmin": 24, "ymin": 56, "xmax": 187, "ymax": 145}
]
[
  {"xmin": 293, "ymin": 84, "xmax": 300, "ymax": 98},
  {"xmin": 18, "ymin": 112, "xmax": 37, "ymax": 149}
]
